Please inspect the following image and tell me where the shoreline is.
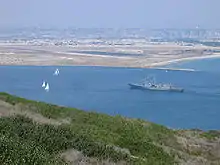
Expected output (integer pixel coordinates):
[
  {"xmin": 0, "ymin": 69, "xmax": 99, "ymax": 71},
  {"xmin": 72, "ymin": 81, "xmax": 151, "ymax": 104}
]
[
  {"xmin": 1, "ymin": 53, "xmax": 220, "ymax": 71},
  {"xmin": 148, "ymin": 54, "xmax": 220, "ymax": 67},
  {"xmin": 1, "ymin": 44, "xmax": 220, "ymax": 71},
  {"xmin": 0, "ymin": 63, "xmax": 196, "ymax": 72}
]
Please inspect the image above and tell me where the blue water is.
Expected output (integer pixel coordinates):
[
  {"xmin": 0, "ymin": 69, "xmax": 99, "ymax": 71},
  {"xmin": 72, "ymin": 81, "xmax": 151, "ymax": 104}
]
[{"xmin": 0, "ymin": 64, "xmax": 220, "ymax": 130}]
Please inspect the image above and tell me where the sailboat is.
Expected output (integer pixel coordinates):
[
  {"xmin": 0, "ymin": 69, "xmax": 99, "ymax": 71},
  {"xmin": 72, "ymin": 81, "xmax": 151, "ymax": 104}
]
[
  {"xmin": 42, "ymin": 81, "xmax": 46, "ymax": 88},
  {"xmin": 44, "ymin": 82, "xmax": 50, "ymax": 92},
  {"xmin": 53, "ymin": 68, "xmax": 59, "ymax": 76}
]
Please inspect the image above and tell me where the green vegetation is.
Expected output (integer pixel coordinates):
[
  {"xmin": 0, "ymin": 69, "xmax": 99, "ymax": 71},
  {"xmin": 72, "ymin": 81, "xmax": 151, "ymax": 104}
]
[
  {"xmin": 0, "ymin": 92, "xmax": 220, "ymax": 165},
  {"xmin": 200, "ymin": 130, "xmax": 220, "ymax": 140},
  {"xmin": 0, "ymin": 115, "xmax": 130, "ymax": 165}
]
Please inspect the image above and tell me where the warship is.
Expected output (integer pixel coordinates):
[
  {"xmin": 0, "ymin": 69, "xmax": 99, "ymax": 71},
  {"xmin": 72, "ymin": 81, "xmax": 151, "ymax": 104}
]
[{"xmin": 128, "ymin": 76, "xmax": 184, "ymax": 93}]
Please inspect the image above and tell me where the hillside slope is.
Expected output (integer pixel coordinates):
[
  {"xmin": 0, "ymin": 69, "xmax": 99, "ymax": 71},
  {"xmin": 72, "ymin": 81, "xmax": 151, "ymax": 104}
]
[{"xmin": 0, "ymin": 92, "xmax": 220, "ymax": 165}]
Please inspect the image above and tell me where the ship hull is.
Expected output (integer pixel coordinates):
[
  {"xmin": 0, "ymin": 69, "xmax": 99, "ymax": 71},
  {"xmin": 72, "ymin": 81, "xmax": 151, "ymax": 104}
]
[{"xmin": 128, "ymin": 83, "xmax": 184, "ymax": 93}]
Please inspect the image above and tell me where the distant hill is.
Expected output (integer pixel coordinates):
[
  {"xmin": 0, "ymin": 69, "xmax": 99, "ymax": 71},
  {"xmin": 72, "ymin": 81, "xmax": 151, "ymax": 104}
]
[{"xmin": 0, "ymin": 92, "xmax": 220, "ymax": 165}]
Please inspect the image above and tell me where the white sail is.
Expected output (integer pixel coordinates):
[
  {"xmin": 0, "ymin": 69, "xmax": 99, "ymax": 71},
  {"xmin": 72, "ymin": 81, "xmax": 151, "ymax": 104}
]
[
  {"xmin": 45, "ymin": 83, "xmax": 50, "ymax": 92},
  {"xmin": 53, "ymin": 68, "xmax": 59, "ymax": 76},
  {"xmin": 42, "ymin": 81, "xmax": 46, "ymax": 88}
]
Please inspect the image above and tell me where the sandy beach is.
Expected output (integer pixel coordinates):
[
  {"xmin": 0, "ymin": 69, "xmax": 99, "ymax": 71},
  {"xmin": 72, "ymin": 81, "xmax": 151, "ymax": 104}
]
[
  {"xmin": 0, "ymin": 43, "xmax": 219, "ymax": 71},
  {"xmin": 147, "ymin": 54, "xmax": 220, "ymax": 67}
]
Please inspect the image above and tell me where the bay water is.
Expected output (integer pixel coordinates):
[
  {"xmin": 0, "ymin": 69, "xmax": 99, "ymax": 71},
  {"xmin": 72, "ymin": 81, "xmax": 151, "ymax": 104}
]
[{"xmin": 0, "ymin": 60, "xmax": 220, "ymax": 130}]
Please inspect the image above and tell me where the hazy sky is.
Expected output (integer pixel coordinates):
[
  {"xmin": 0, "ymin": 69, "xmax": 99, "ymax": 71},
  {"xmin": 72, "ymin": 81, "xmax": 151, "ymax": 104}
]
[{"xmin": 0, "ymin": 0, "xmax": 219, "ymax": 28}]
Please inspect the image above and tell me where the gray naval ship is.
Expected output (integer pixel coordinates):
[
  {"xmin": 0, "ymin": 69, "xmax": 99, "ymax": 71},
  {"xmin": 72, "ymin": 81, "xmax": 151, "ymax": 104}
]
[{"xmin": 128, "ymin": 76, "xmax": 184, "ymax": 93}]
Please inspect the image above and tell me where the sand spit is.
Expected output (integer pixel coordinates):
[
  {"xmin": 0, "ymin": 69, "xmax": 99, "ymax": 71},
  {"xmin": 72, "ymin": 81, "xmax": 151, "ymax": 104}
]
[{"xmin": 0, "ymin": 44, "xmax": 219, "ymax": 71}]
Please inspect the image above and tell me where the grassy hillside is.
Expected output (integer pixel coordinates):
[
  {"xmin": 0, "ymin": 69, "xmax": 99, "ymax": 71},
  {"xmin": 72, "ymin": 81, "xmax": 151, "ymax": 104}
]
[{"xmin": 0, "ymin": 92, "xmax": 220, "ymax": 165}]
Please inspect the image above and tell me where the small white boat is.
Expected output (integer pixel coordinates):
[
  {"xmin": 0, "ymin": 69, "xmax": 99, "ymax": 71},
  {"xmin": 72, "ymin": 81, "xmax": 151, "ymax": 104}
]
[
  {"xmin": 44, "ymin": 82, "xmax": 50, "ymax": 92},
  {"xmin": 42, "ymin": 81, "xmax": 46, "ymax": 88},
  {"xmin": 53, "ymin": 68, "xmax": 59, "ymax": 76}
]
